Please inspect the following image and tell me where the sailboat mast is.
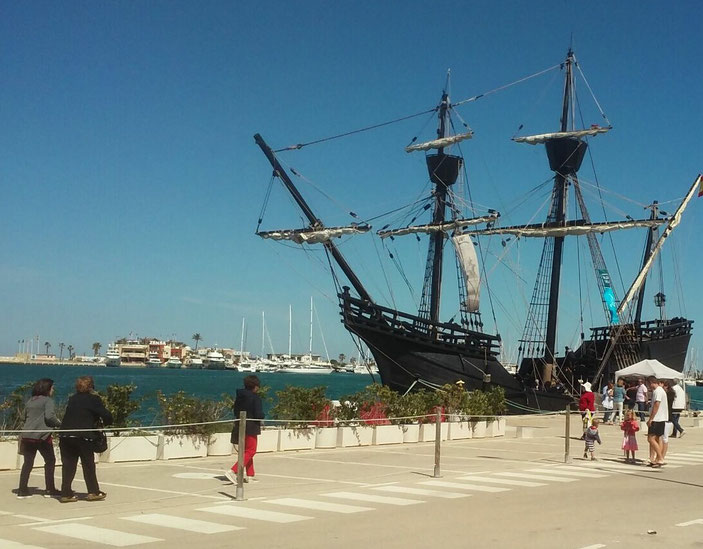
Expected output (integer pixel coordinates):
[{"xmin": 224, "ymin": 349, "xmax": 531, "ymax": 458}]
[
  {"xmin": 261, "ymin": 311, "xmax": 265, "ymax": 359},
  {"xmin": 309, "ymin": 296, "xmax": 313, "ymax": 355},
  {"xmin": 543, "ymin": 50, "xmax": 575, "ymax": 364},
  {"xmin": 634, "ymin": 201, "xmax": 658, "ymax": 325},
  {"xmin": 254, "ymin": 134, "xmax": 373, "ymax": 304},
  {"xmin": 288, "ymin": 304, "xmax": 292, "ymax": 357},
  {"xmin": 429, "ymin": 93, "xmax": 451, "ymax": 326}
]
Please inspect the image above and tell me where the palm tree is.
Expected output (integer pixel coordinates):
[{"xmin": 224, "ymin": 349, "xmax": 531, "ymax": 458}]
[
  {"xmin": 92, "ymin": 342, "xmax": 102, "ymax": 356},
  {"xmin": 338, "ymin": 353, "xmax": 346, "ymax": 364},
  {"xmin": 59, "ymin": 342, "xmax": 65, "ymax": 360},
  {"xmin": 44, "ymin": 341, "xmax": 51, "ymax": 355},
  {"xmin": 67, "ymin": 345, "xmax": 74, "ymax": 360},
  {"xmin": 192, "ymin": 333, "xmax": 202, "ymax": 350}
]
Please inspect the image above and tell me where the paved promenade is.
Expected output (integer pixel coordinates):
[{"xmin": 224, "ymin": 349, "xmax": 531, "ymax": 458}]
[{"xmin": 2, "ymin": 414, "xmax": 702, "ymax": 548}]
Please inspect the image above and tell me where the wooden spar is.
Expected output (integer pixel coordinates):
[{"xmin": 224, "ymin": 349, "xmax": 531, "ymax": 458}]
[{"xmin": 253, "ymin": 134, "xmax": 374, "ymax": 304}]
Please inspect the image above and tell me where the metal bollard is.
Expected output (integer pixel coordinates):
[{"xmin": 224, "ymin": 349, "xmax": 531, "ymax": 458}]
[
  {"xmin": 433, "ymin": 409, "xmax": 442, "ymax": 478},
  {"xmin": 564, "ymin": 404, "xmax": 570, "ymax": 463},
  {"xmin": 236, "ymin": 411, "xmax": 246, "ymax": 501}
]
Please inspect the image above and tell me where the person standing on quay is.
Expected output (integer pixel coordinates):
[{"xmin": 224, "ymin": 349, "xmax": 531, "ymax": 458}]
[
  {"xmin": 16, "ymin": 378, "xmax": 61, "ymax": 498},
  {"xmin": 59, "ymin": 376, "xmax": 113, "ymax": 502},
  {"xmin": 670, "ymin": 379, "xmax": 686, "ymax": 438},
  {"xmin": 646, "ymin": 376, "xmax": 667, "ymax": 468},
  {"xmin": 635, "ymin": 378, "xmax": 648, "ymax": 421},
  {"xmin": 612, "ymin": 378, "xmax": 627, "ymax": 425},
  {"xmin": 578, "ymin": 382, "xmax": 595, "ymax": 438},
  {"xmin": 227, "ymin": 375, "xmax": 264, "ymax": 484}
]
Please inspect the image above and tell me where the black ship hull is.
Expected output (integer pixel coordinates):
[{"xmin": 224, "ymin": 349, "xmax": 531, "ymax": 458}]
[{"xmin": 341, "ymin": 289, "xmax": 574, "ymax": 414}]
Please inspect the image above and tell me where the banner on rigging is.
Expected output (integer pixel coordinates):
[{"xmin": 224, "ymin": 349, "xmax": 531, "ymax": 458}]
[{"xmin": 598, "ymin": 269, "xmax": 619, "ymax": 324}]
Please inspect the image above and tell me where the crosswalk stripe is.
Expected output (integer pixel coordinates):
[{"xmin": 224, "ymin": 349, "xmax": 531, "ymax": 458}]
[
  {"xmin": 122, "ymin": 513, "xmax": 242, "ymax": 534},
  {"xmin": 528, "ymin": 468, "xmax": 608, "ymax": 478},
  {"xmin": 663, "ymin": 457, "xmax": 703, "ymax": 464},
  {"xmin": 457, "ymin": 475, "xmax": 545, "ymax": 487},
  {"xmin": 198, "ymin": 505, "xmax": 312, "ymax": 523},
  {"xmin": 419, "ymin": 480, "xmax": 509, "ymax": 493},
  {"xmin": 34, "ymin": 524, "xmax": 162, "ymax": 547},
  {"xmin": 371, "ymin": 486, "xmax": 468, "ymax": 499},
  {"xmin": 580, "ymin": 460, "xmax": 681, "ymax": 470},
  {"xmin": 266, "ymin": 498, "xmax": 373, "ymax": 514},
  {"xmin": 0, "ymin": 540, "xmax": 46, "ymax": 549},
  {"xmin": 323, "ymin": 492, "xmax": 422, "ymax": 505},
  {"xmin": 671, "ymin": 454, "xmax": 703, "ymax": 461},
  {"xmin": 494, "ymin": 472, "xmax": 576, "ymax": 483}
]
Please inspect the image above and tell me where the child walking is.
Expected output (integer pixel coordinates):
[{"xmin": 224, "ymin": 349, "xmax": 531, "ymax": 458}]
[
  {"xmin": 621, "ymin": 409, "xmax": 639, "ymax": 463},
  {"xmin": 583, "ymin": 419, "xmax": 602, "ymax": 460}
]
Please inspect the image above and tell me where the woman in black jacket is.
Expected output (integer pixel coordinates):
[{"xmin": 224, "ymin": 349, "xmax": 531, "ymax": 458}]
[{"xmin": 59, "ymin": 376, "xmax": 113, "ymax": 503}]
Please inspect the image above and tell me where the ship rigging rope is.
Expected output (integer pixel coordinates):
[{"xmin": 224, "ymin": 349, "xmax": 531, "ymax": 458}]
[
  {"xmin": 575, "ymin": 60, "xmax": 612, "ymax": 127},
  {"xmin": 273, "ymin": 108, "xmax": 438, "ymax": 152},
  {"xmin": 451, "ymin": 63, "xmax": 562, "ymax": 108}
]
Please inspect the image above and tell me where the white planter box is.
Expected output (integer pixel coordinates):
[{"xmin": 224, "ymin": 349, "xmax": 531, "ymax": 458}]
[
  {"xmin": 449, "ymin": 421, "xmax": 473, "ymax": 440},
  {"xmin": 373, "ymin": 425, "xmax": 404, "ymax": 445},
  {"xmin": 486, "ymin": 419, "xmax": 505, "ymax": 437},
  {"xmin": 101, "ymin": 435, "xmax": 160, "ymax": 463},
  {"xmin": 401, "ymin": 423, "xmax": 420, "ymax": 443},
  {"xmin": 207, "ymin": 432, "xmax": 234, "ymax": 457},
  {"xmin": 256, "ymin": 429, "xmax": 280, "ymax": 453},
  {"xmin": 471, "ymin": 420, "xmax": 487, "ymax": 438},
  {"xmin": 279, "ymin": 428, "xmax": 316, "ymax": 451},
  {"xmin": 315, "ymin": 427, "xmax": 337, "ymax": 449},
  {"xmin": 0, "ymin": 439, "xmax": 20, "ymax": 470},
  {"xmin": 158, "ymin": 434, "xmax": 208, "ymax": 460},
  {"xmin": 337, "ymin": 426, "xmax": 373, "ymax": 447},
  {"xmin": 419, "ymin": 423, "xmax": 448, "ymax": 442}
]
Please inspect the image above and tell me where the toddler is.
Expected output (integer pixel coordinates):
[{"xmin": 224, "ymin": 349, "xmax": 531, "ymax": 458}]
[
  {"xmin": 583, "ymin": 419, "xmax": 602, "ymax": 460},
  {"xmin": 621, "ymin": 409, "xmax": 639, "ymax": 463}
]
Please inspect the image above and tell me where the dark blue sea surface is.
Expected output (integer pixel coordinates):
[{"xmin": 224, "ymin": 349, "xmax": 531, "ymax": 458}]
[{"xmin": 0, "ymin": 363, "xmax": 374, "ymax": 423}]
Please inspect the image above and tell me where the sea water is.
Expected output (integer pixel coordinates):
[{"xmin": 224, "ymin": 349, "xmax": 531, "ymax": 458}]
[{"xmin": 0, "ymin": 363, "xmax": 374, "ymax": 423}]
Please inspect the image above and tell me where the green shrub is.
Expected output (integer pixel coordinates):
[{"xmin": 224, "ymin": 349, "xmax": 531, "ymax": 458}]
[
  {"xmin": 486, "ymin": 386, "xmax": 507, "ymax": 416},
  {"xmin": 156, "ymin": 390, "xmax": 229, "ymax": 439},
  {"xmin": 270, "ymin": 386, "xmax": 330, "ymax": 428},
  {"xmin": 0, "ymin": 382, "xmax": 33, "ymax": 437},
  {"xmin": 98, "ymin": 383, "xmax": 143, "ymax": 433}
]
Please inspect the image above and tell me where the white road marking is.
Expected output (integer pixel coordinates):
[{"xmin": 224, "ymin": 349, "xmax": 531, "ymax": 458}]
[
  {"xmin": 577, "ymin": 544, "xmax": 606, "ymax": 549},
  {"xmin": 34, "ymin": 524, "xmax": 162, "ymax": 546},
  {"xmin": 528, "ymin": 468, "xmax": 607, "ymax": 478},
  {"xmin": 663, "ymin": 457, "xmax": 703, "ymax": 464},
  {"xmin": 17, "ymin": 516, "xmax": 93, "ymax": 527},
  {"xmin": 457, "ymin": 475, "xmax": 545, "ymax": 487},
  {"xmin": 371, "ymin": 485, "xmax": 469, "ymax": 499},
  {"xmin": 122, "ymin": 513, "xmax": 242, "ymax": 533},
  {"xmin": 670, "ymin": 454, "xmax": 703, "ymax": 461},
  {"xmin": 0, "ymin": 540, "xmax": 46, "ymax": 549},
  {"xmin": 241, "ymin": 472, "xmax": 367, "ymax": 486},
  {"xmin": 323, "ymin": 491, "xmax": 423, "ymax": 505},
  {"xmin": 494, "ymin": 472, "xmax": 576, "ymax": 483},
  {"xmin": 12, "ymin": 515, "xmax": 53, "ymax": 523},
  {"xmin": 581, "ymin": 461, "xmax": 681, "ymax": 470},
  {"xmin": 419, "ymin": 480, "xmax": 509, "ymax": 493},
  {"xmin": 676, "ymin": 519, "xmax": 703, "ymax": 527},
  {"xmin": 173, "ymin": 472, "xmax": 220, "ymax": 480},
  {"xmin": 266, "ymin": 498, "xmax": 373, "ymax": 513},
  {"xmin": 198, "ymin": 504, "xmax": 312, "ymax": 523}
]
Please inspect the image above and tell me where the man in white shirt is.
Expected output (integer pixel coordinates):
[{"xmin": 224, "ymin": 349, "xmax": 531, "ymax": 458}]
[
  {"xmin": 670, "ymin": 379, "xmax": 686, "ymax": 438},
  {"xmin": 647, "ymin": 376, "xmax": 668, "ymax": 467}
]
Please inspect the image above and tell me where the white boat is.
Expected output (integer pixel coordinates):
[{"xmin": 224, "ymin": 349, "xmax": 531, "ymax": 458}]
[
  {"xmin": 183, "ymin": 356, "xmax": 203, "ymax": 369},
  {"xmin": 146, "ymin": 352, "xmax": 161, "ymax": 368},
  {"xmin": 165, "ymin": 357, "xmax": 182, "ymax": 369},
  {"xmin": 277, "ymin": 353, "xmax": 334, "ymax": 374},
  {"xmin": 203, "ymin": 350, "xmax": 226, "ymax": 370},
  {"xmin": 105, "ymin": 345, "xmax": 121, "ymax": 367}
]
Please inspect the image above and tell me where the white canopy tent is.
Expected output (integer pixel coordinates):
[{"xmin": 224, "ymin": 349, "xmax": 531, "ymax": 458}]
[{"xmin": 614, "ymin": 359, "xmax": 684, "ymax": 381}]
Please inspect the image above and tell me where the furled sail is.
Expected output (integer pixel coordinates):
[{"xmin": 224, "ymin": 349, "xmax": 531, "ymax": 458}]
[
  {"xmin": 257, "ymin": 224, "xmax": 371, "ymax": 244},
  {"xmin": 377, "ymin": 212, "xmax": 499, "ymax": 239},
  {"xmin": 461, "ymin": 218, "xmax": 666, "ymax": 238},
  {"xmin": 512, "ymin": 126, "xmax": 611, "ymax": 145},
  {"xmin": 452, "ymin": 234, "xmax": 481, "ymax": 312},
  {"xmin": 405, "ymin": 132, "xmax": 474, "ymax": 153}
]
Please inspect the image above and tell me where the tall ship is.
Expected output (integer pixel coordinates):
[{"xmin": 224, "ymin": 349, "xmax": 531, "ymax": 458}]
[{"xmin": 253, "ymin": 49, "xmax": 698, "ymax": 412}]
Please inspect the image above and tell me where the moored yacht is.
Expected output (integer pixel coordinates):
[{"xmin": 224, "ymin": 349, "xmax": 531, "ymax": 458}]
[
  {"xmin": 165, "ymin": 357, "xmax": 182, "ymax": 369},
  {"xmin": 105, "ymin": 345, "xmax": 121, "ymax": 367},
  {"xmin": 146, "ymin": 352, "xmax": 162, "ymax": 368},
  {"xmin": 203, "ymin": 349, "xmax": 226, "ymax": 370}
]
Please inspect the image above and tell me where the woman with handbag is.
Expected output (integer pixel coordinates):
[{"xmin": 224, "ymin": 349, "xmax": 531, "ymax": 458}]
[
  {"xmin": 16, "ymin": 378, "xmax": 62, "ymax": 498},
  {"xmin": 59, "ymin": 376, "xmax": 113, "ymax": 503}
]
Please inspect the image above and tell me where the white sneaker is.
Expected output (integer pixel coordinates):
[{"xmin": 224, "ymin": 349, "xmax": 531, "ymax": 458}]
[
  {"xmin": 247, "ymin": 476, "xmax": 258, "ymax": 482},
  {"xmin": 224, "ymin": 470, "xmax": 237, "ymax": 484}
]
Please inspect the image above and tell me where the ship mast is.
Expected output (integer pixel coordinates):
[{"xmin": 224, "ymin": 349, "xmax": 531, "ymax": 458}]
[
  {"xmin": 634, "ymin": 201, "xmax": 659, "ymax": 326},
  {"xmin": 543, "ymin": 50, "xmax": 574, "ymax": 365}
]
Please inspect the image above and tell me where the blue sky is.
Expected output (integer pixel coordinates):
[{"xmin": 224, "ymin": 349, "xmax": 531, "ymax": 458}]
[{"xmin": 1, "ymin": 1, "xmax": 701, "ymax": 366}]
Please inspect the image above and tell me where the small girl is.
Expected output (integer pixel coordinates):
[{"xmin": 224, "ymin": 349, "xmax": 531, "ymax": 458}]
[
  {"xmin": 583, "ymin": 419, "xmax": 602, "ymax": 460},
  {"xmin": 621, "ymin": 409, "xmax": 640, "ymax": 463}
]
